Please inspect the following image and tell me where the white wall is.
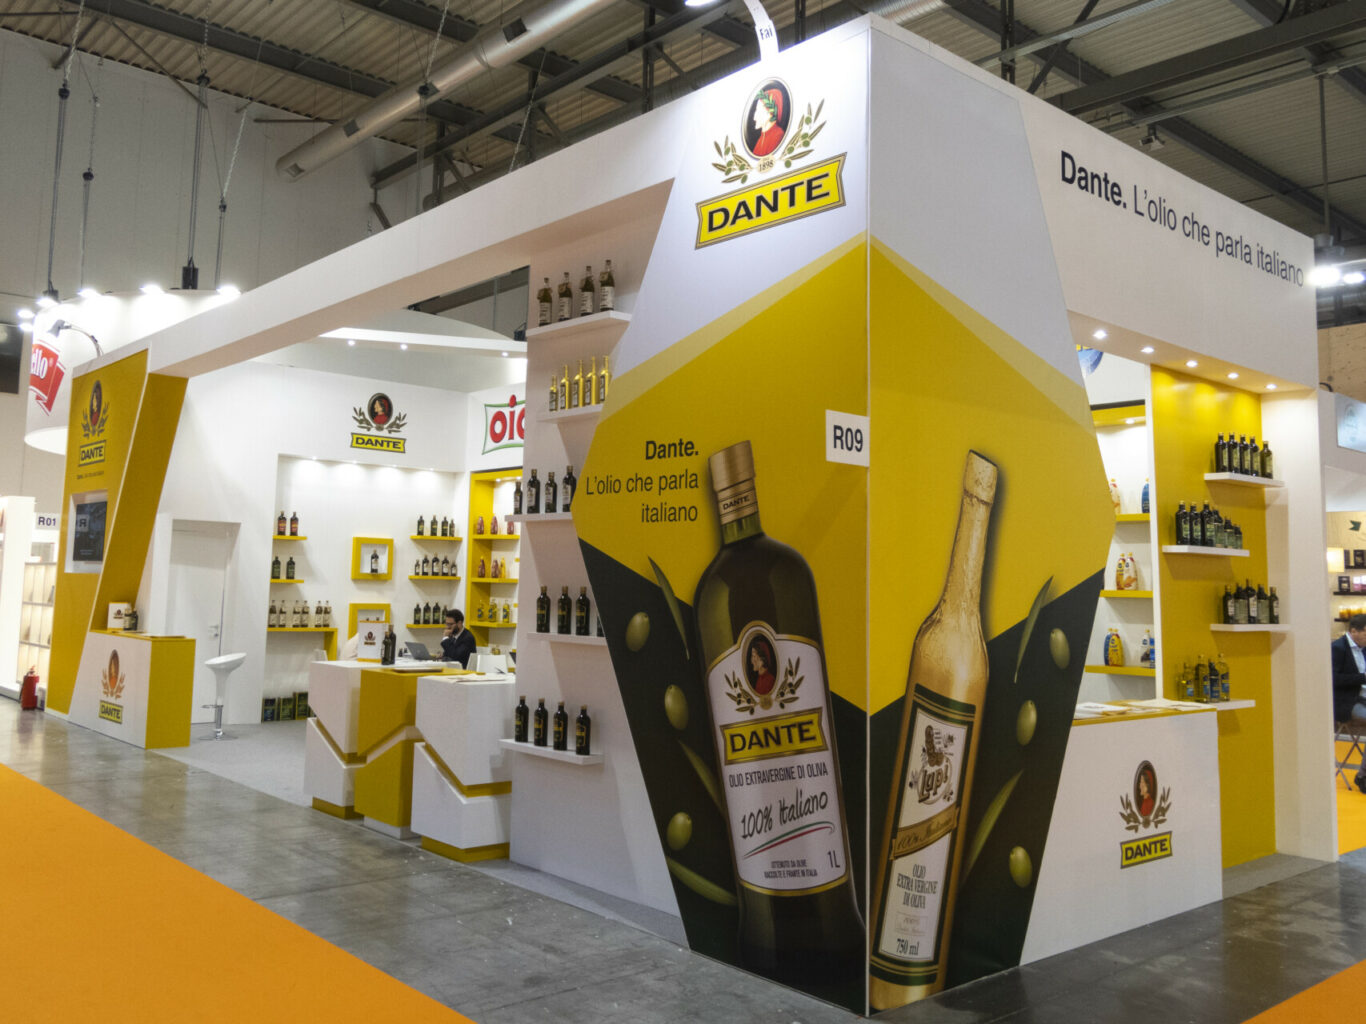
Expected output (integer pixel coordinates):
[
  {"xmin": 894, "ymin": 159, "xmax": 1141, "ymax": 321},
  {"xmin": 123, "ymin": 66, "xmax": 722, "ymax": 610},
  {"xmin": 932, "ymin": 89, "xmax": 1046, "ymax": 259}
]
[{"xmin": 141, "ymin": 359, "xmax": 471, "ymax": 723}]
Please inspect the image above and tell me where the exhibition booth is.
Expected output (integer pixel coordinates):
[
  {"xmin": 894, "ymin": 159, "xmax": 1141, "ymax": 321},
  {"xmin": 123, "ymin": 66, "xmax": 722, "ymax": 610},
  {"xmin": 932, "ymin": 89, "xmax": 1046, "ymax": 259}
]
[{"xmin": 26, "ymin": 15, "xmax": 1334, "ymax": 1016}]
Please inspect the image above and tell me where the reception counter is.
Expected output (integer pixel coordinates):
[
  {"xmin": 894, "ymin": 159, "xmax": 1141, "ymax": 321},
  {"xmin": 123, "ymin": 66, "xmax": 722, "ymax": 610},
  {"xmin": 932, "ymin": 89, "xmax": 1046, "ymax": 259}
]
[{"xmin": 61, "ymin": 629, "xmax": 195, "ymax": 749}]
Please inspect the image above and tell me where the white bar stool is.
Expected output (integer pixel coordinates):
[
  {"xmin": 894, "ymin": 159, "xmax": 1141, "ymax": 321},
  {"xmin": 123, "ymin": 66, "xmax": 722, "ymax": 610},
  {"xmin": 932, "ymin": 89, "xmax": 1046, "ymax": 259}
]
[{"xmin": 203, "ymin": 652, "xmax": 246, "ymax": 739}]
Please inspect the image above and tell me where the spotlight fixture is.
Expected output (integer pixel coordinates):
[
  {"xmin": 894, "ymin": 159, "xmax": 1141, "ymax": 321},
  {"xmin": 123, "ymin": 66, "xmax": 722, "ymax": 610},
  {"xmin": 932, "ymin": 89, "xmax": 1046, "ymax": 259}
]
[
  {"xmin": 1092, "ymin": 328, "xmax": 1108, "ymax": 340},
  {"xmin": 1139, "ymin": 125, "xmax": 1165, "ymax": 151},
  {"xmin": 36, "ymin": 294, "xmax": 57, "ymax": 309},
  {"xmin": 17, "ymin": 308, "xmax": 33, "ymax": 320},
  {"xmin": 1140, "ymin": 346, "xmax": 1154, "ymax": 354},
  {"xmin": 1185, "ymin": 359, "xmax": 1198, "ymax": 368},
  {"xmin": 1310, "ymin": 265, "xmax": 1342, "ymax": 287},
  {"xmin": 18, "ymin": 323, "xmax": 33, "ymax": 333},
  {"xmin": 77, "ymin": 287, "xmax": 99, "ymax": 300},
  {"xmin": 1228, "ymin": 372, "xmax": 1240, "ymax": 380},
  {"xmin": 140, "ymin": 283, "xmax": 163, "ymax": 295},
  {"xmin": 347, "ymin": 338, "xmax": 356, "ymax": 347},
  {"xmin": 501, "ymin": 351, "xmax": 509, "ymax": 357},
  {"xmin": 400, "ymin": 343, "xmax": 408, "ymax": 351},
  {"xmin": 1265, "ymin": 383, "xmax": 1278, "ymax": 390},
  {"xmin": 1345, "ymin": 271, "xmax": 1366, "ymax": 285},
  {"xmin": 216, "ymin": 284, "xmax": 241, "ymax": 299}
]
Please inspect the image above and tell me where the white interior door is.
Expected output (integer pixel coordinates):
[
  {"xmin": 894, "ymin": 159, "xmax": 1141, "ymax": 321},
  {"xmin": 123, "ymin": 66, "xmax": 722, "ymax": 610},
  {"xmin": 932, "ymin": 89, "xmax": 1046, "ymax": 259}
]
[{"xmin": 167, "ymin": 522, "xmax": 237, "ymax": 724}]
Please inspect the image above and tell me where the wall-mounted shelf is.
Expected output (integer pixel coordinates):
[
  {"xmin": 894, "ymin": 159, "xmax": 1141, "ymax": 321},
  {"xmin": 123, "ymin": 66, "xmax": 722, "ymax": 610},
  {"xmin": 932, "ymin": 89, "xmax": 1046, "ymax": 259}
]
[
  {"xmin": 471, "ymin": 577, "xmax": 519, "ymax": 584},
  {"xmin": 525, "ymin": 309, "xmax": 631, "ymax": 343},
  {"xmin": 408, "ymin": 574, "xmax": 460, "ymax": 581},
  {"xmin": 1203, "ymin": 473, "xmax": 1283, "ymax": 488},
  {"xmin": 1215, "ymin": 699, "xmax": 1256, "ymax": 711},
  {"xmin": 1083, "ymin": 665, "xmax": 1156, "ymax": 676},
  {"xmin": 545, "ymin": 405, "xmax": 602, "ymax": 424},
  {"xmin": 484, "ymin": 621, "xmax": 518, "ymax": 629},
  {"xmin": 270, "ymin": 578, "xmax": 307, "ymax": 584},
  {"xmin": 472, "ymin": 534, "xmax": 521, "ymax": 542},
  {"xmin": 1161, "ymin": 546, "xmax": 1250, "ymax": 557},
  {"xmin": 507, "ymin": 512, "xmax": 573, "ymax": 523},
  {"xmin": 272, "ymin": 535, "xmax": 307, "ymax": 541},
  {"xmin": 525, "ymin": 632, "xmax": 606, "ymax": 647},
  {"xmin": 1099, "ymin": 589, "xmax": 1154, "ymax": 599},
  {"xmin": 1115, "ymin": 513, "xmax": 1151, "ymax": 523},
  {"xmin": 406, "ymin": 623, "xmax": 445, "ymax": 630},
  {"xmin": 267, "ymin": 627, "xmax": 337, "ymax": 634},
  {"xmin": 1210, "ymin": 623, "xmax": 1289, "ymax": 633},
  {"xmin": 19, "ymin": 640, "xmax": 50, "ymax": 649},
  {"xmin": 410, "ymin": 534, "xmax": 461, "ymax": 542},
  {"xmin": 499, "ymin": 738, "xmax": 604, "ymax": 765}
]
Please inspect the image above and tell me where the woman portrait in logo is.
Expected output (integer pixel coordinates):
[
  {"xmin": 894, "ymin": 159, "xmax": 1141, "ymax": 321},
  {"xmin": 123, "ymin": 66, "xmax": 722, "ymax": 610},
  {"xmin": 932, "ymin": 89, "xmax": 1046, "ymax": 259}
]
[
  {"xmin": 744, "ymin": 79, "xmax": 791, "ymax": 159},
  {"xmin": 744, "ymin": 634, "xmax": 778, "ymax": 696},
  {"xmin": 89, "ymin": 380, "xmax": 103, "ymax": 431},
  {"xmin": 1134, "ymin": 761, "xmax": 1158, "ymax": 818},
  {"xmin": 368, "ymin": 393, "xmax": 393, "ymax": 427}
]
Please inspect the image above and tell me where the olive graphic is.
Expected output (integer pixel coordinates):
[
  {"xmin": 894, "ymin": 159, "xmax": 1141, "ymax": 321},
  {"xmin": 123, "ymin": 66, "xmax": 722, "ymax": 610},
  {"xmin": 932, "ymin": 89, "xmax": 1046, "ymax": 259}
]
[
  {"xmin": 1009, "ymin": 845, "xmax": 1033, "ymax": 888},
  {"xmin": 1016, "ymin": 700, "xmax": 1037, "ymax": 746},
  {"xmin": 667, "ymin": 811, "xmax": 693, "ymax": 851},
  {"xmin": 1049, "ymin": 628, "xmax": 1070, "ymax": 669},
  {"xmin": 665, "ymin": 684, "xmax": 689, "ymax": 731},
  {"xmin": 625, "ymin": 611, "xmax": 651, "ymax": 651}
]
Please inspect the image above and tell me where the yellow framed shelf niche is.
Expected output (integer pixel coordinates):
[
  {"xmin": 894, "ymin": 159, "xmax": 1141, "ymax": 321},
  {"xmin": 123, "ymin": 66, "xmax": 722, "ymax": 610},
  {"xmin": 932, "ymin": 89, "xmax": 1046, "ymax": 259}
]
[
  {"xmin": 266, "ymin": 626, "xmax": 338, "ymax": 660},
  {"xmin": 1083, "ymin": 665, "xmax": 1157, "ymax": 676},
  {"xmin": 1209, "ymin": 623, "xmax": 1290, "ymax": 633},
  {"xmin": 347, "ymin": 602, "xmax": 393, "ymax": 639},
  {"xmin": 1115, "ymin": 513, "xmax": 1150, "ymax": 524},
  {"xmin": 351, "ymin": 537, "xmax": 394, "ymax": 580},
  {"xmin": 1161, "ymin": 545, "xmax": 1250, "ymax": 557},
  {"xmin": 1100, "ymin": 590, "xmax": 1154, "ymax": 599}
]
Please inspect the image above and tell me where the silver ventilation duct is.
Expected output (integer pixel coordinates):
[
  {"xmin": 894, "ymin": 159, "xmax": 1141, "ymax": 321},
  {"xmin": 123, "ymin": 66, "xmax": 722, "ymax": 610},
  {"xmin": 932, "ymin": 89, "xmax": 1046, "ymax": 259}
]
[{"xmin": 276, "ymin": 0, "xmax": 620, "ymax": 182}]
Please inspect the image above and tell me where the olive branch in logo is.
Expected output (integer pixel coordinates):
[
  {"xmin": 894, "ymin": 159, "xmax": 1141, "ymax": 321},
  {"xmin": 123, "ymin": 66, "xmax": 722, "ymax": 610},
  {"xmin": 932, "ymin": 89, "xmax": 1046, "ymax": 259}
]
[
  {"xmin": 385, "ymin": 412, "xmax": 407, "ymax": 434},
  {"xmin": 81, "ymin": 400, "xmax": 110, "ymax": 440},
  {"xmin": 352, "ymin": 406, "xmax": 375, "ymax": 431},
  {"xmin": 724, "ymin": 670, "xmax": 758, "ymax": 715},
  {"xmin": 100, "ymin": 667, "xmax": 125, "ymax": 701},
  {"xmin": 1118, "ymin": 787, "xmax": 1171, "ymax": 832},
  {"xmin": 709, "ymin": 98, "xmax": 826, "ymax": 184},
  {"xmin": 773, "ymin": 657, "xmax": 803, "ymax": 708},
  {"xmin": 352, "ymin": 407, "xmax": 407, "ymax": 434}
]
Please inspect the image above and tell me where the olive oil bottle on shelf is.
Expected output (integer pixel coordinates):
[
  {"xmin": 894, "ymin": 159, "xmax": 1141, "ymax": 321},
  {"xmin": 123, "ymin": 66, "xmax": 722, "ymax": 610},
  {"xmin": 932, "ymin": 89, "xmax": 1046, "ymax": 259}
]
[
  {"xmin": 1260, "ymin": 440, "xmax": 1274, "ymax": 479},
  {"xmin": 598, "ymin": 356, "xmax": 610, "ymax": 404},
  {"xmin": 557, "ymin": 272, "xmax": 573, "ymax": 322},
  {"xmin": 1103, "ymin": 628, "xmax": 1124, "ymax": 667},
  {"xmin": 286, "ymin": 556, "xmax": 297, "ymax": 580},
  {"xmin": 289, "ymin": 512, "xmax": 299, "ymax": 536},
  {"xmin": 693, "ymin": 440, "xmax": 863, "ymax": 1001},
  {"xmin": 599, "ymin": 259, "xmax": 615, "ymax": 311},
  {"xmin": 559, "ymin": 364, "xmax": 570, "ymax": 411},
  {"xmin": 1216, "ymin": 653, "xmax": 1231, "ymax": 700},
  {"xmin": 575, "ymin": 586, "xmax": 590, "ymax": 635},
  {"xmin": 1175, "ymin": 501, "xmax": 1190, "ymax": 544},
  {"xmin": 533, "ymin": 698, "xmax": 548, "ymax": 746},
  {"xmin": 562, "ymin": 465, "xmax": 577, "ymax": 511},
  {"xmin": 553, "ymin": 700, "xmax": 569, "ymax": 750},
  {"xmin": 569, "ymin": 363, "xmax": 581, "ymax": 409},
  {"xmin": 579, "ymin": 266, "xmax": 595, "ymax": 316},
  {"xmin": 514, "ymin": 695, "xmax": 529, "ymax": 742},
  {"xmin": 271, "ymin": 555, "xmax": 281, "ymax": 580},
  {"xmin": 513, "ymin": 478, "xmax": 523, "ymax": 515},
  {"xmin": 575, "ymin": 705, "xmax": 591, "ymax": 754},
  {"xmin": 527, "ymin": 469, "xmax": 541, "ymax": 514},
  {"xmin": 583, "ymin": 357, "xmax": 596, "ymax": 406},
  {"xmin": 537, "ymin": 277, "xmax": 553, "ymax": 327},
  {"xmin": 557, "ymin": 585, "xmax": 572, "ymax": 634},
  {"xmin": 277, "ymin": 511, "xmax": 287, "ymax": 536},
  {"xmin": 545, "ymin": 472, "xmax": 558, "ymax": 516},
  {"xmin": 549, "ymin": 373, "xmax": 558, "ymax": 412},
  {"xmin": 1215, "ymin": 433, "xmax": 1228, "ymax": 473},
  {"xmin": 536, "ymin": 586, "xmax": 551, "ymax": 633},
  {"xmin": 870, "ymin": 451, "xmax": 997, "ymax": 1010}
]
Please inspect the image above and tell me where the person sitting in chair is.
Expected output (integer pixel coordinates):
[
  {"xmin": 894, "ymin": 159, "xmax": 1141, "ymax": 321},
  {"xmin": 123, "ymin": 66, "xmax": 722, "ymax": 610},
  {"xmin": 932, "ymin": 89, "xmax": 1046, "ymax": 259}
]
[
  {"xmin": 1331, "ymin": 613, "xmax": 1366, "ymax": 791},
  {"xmin": 441, "ymin": 609, "xmax": 476, "ymax": 668}
]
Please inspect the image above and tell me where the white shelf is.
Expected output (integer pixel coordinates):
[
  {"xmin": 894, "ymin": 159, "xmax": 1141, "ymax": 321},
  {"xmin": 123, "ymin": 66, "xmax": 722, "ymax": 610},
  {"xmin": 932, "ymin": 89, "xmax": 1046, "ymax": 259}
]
[
  {"xmin": 525, "ymin": 632, "xmax": 606, "ymax": 646},
  {"xmin": 525, "ymin": 309, "xmax": 630, "ymax": 343},
  {"xmin": 1161, "ymin": 545, "xmax": 1250, "ymax": 557},
  {"xmin": 499, "ymin": 738, "xmax": 604, "ymax": 765},
  {"xmin": 1215, "ymin": 699, "xmax": 1256, "ymax": 712},
  {"xmin": 1203, "ymin": 472, "xmax": 1283, "ymax": 488},
  {"xmin": 1210, "ymin": 623, "xmax": 1288, "ymax": 632},
  {"xmin": 507, "ymin": 512, "xmax": 573, "ymax": 523},
  {"xmin": 544, "ymin": 405, "xmax": 603, "ymax": 423},
  {"xmin": 20, "ymin": 640, "xmax": 50, "ymax": 649}
]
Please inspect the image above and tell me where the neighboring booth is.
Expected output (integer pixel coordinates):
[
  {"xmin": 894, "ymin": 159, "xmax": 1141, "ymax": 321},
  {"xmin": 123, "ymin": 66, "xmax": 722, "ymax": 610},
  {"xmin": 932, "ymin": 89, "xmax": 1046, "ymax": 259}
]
[{"xmin": 40, "ymin": 16, "xmax": 1331, "ymax": 1016}]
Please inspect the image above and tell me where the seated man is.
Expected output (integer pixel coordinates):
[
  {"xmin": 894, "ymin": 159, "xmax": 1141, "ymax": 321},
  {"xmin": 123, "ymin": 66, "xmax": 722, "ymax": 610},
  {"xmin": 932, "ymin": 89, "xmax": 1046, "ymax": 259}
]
[
  {"xmin": 1331, "ymin": 613, "xmax": 1366, "ymax": 791},
  {"xmin": 441, "ymin": 608, "xmax": 477, "ymax": 668}
]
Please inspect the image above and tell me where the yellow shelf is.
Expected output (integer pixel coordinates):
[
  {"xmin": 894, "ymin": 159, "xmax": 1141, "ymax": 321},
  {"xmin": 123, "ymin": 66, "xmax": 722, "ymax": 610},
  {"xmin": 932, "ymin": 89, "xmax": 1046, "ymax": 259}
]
[
  {"xmin": 472, "ymin": 534, "xmax": 520, "ymax": 541},
  {"xmin": 408, "ymin": 574, "xmax": 461, "ymax": 581},
  {"xmin": 270, "ymin": 578, "xmax": 306, "ymax": 584},
  {"xmin": 1099, "ymin": 589, "xmax": 1154, "ymax": 599},
  {"xmin": 479, "ymin": 621, "xmax": 518, "ymax": 629},
  {"xmin": 267, "ymin": 627, "xmax": 336, "ymax": 633},
  {"xmin": 1091, "ymin": 403, "xmax": 1145, "ymax": 428},
  {"xmin": 406, "ymin": 623, "xmax": 446, "ymax": 629},
  {"xmin": 272, "ymin": 534, "xmax": 307, "ymax": 540},
  {"xmin": 410, "ymin": 535, "xmax": 462, "ymax": 542},
  {"xmin": 1083, "ymin": 665, "xmax": 1156, "ymax": 676},
  {"xmin": 1115, "ymin": 513, "xmax": 1150, "ymax": 523},
  {"xmin": 470, "ymin": 577, "xmax": 519, "ymax": 584}
]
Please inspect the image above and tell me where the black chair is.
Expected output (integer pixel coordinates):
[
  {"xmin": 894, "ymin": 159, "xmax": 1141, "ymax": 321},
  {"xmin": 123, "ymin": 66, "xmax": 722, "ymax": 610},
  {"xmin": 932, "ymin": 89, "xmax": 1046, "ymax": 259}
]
[{"xmin": 1335, "ymin": 719, "xmax": 1366, "ymax": 790}]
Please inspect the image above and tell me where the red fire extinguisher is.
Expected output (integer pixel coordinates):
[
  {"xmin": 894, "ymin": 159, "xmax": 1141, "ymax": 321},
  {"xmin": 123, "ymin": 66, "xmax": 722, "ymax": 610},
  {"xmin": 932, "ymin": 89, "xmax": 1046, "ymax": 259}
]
[{"xmin": 20, "ymin": 668, "xmax": 39, "ymax": 710}]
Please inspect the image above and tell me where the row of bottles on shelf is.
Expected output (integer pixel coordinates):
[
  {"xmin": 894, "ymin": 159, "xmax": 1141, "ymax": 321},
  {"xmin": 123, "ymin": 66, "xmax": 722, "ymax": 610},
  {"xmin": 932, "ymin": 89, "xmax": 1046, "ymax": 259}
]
[
  {"xmin": 414, "ymin": 554, "xmax": 458, "ymax": 578},
  {"xmin": 1113, "ymin": 552, "xmax": 1142, "ymax": 590},
  {"xmin": 475, "ymin": 557, "xmax": 510, "ymax": 579},
  {"xmin": 271, "ymin": 555, "xmax": 297, "ymax": 580},
  {"xmin": 515, "ymin": 466, "xmax": 577, "ymax": 514},
  {"xmin": 513, "ymin": 695, "xmax": 592, "ymax": 754},
  {"xmin": 1174, "ymin": 501, "xmax": 1245, "ymax": 549},
  {"xmin": 537, "ymin": 262, "xmax": 616, "ymax": 324},
  {"xmin": 1220, "ymin": 581, "xmax": 1280, "ymax": 624},
  {"xmin": 1109, "ymin": 478, "xmax": 1150, "ymax": 516},
  {"xmin": 411, "ymin": 602, "xmax": 455, "ymax": 625},
  {"xmin": 275, "ymin": 511, "xmax": 300, "ymax": 536},
  {"xmin": 535, "ymin": 585, "xmax": 599, "ymax": 636},
  {"xmin": 1213, "ymin": 433, "xmax": 1274, "ymax": 477},
  {"xmin": 474, "ymin": 599, "xmax": 514, "ymax": 624},
  {"xmin": 548, "ymin": 359, "xmax": 611, "ymax": 412},
  {"xmin": 1175, "ymin": 654, "xmax": 1232, "ymax": 702},
  {"xmin": 416, "ymin": 515, "xmax": 458, "ymax": 537},
  {"xmin": 473, "ymin": 515, "xmax": 514, "ymax": 536},
  {"xmin": 269, "ymin": 600, "xmax": 333, "ymax": 628},
  {"xmin": 1102, "ymin": 628, "xmax": 1155, "ymax": 668},
  {"xmin": 1335, "ymin": 604, "xmax": 1366, "ymax": 621}
]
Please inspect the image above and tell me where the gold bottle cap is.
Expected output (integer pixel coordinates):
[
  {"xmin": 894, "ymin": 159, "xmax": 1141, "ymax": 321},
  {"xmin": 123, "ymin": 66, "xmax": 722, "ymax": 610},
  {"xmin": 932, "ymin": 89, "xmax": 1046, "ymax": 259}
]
[
  {"xmin": 710, "ymin": 441, "xmax": 758, "ymax": 525},
  {"xmin": 963, "ymin": 450, "xmax": 998, "ymax": 504}
]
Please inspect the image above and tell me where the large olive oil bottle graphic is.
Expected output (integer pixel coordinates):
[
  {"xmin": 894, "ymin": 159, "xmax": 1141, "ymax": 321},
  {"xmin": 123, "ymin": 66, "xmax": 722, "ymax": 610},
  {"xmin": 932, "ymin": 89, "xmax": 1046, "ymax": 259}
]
[
  {"xmin": 870, "ymin": 450, "xmax": 997, "ymax": 1010},
  {"xmin": 693, "ymin": 440, "xmax": 864, "ymax": 997}
]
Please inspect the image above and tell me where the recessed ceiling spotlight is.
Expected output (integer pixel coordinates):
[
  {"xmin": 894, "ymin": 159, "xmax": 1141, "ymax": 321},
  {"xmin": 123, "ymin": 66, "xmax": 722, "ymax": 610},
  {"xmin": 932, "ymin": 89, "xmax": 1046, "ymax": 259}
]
[
  {"xmin": 1310, "ymin": 265, "xmax": 1342, "ymax": 287},
  {"xmin": 140, "ymin": 283, "xmax": 163, "ymax": 295},
  {"xmin": 217, "ymin": 284, "xmax": 241, "ymax": 298},
  {"xmin": 18, "ymin": 322, "xmax": 33, "ymax": 333},
  {"xmin": 17, "ymin": 308, "xmax": 33, "ymax": 320},
  {"xmin": 501, "ymin": 351, "xmax": 509, "ymax": 357},
  {"xmin": 347, "ymin": 338, "xmax": 356, "ymax": 347},
  {"xmin": 1140, "ymin": 346, "xmax": 1154, "ymax": 354},
  {"xmin": 1124, "ymin": 418, "xmax": 1136, "ymax": 425},
  {"xmin": 1092, "ymin": 328, "xmax": 1108, "ymax": 340},
  {"xmin": 1227, "ymin": 372, "xmax": 1239, "ymax": 379},
  {"xmin": 1345, "ymin": 271, "xmax": 1366, "ymax": 285},
  {"xmin": 400, "ymin": 343, "xmax": 408, "ymax": 351},
  {"xmin": 36, "ymin": 295, "xmax": 57, "ymax": 308},
  {"xmin": 1186, "ymin": 359, "xmax": 1198, "ymax": 368},
  {"xmin": 77, "ymin": 287, "xmax": 99, "ymax": 300},
  {"xmin": 1265, "ymin": 383, "xmax": 1278, "ymax": 390}
]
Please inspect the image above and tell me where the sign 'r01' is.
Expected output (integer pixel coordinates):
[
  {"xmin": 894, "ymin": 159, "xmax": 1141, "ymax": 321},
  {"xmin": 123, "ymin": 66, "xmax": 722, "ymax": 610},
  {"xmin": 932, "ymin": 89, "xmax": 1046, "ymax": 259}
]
[{"xmin": 483, "ymin": 396, "xmax": 526, "ymax": 454}]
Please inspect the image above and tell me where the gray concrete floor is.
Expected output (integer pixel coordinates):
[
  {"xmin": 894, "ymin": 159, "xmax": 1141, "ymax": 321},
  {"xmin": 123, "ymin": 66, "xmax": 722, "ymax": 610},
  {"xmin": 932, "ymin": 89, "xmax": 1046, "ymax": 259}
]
[{"xmin": 3, "ymin": 699, "xmax": 1365, "ymax": 1022}]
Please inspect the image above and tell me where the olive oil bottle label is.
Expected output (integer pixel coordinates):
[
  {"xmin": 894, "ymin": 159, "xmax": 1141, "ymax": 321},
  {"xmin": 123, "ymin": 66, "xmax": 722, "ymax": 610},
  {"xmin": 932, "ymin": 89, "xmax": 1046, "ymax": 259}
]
[
  {"xmin": 874, "ymin": 689, "xmax": 973, "ymax": 970},
  {"xmin": 706, "ymin": 622, "xmax": 848, "ymax": 894}
]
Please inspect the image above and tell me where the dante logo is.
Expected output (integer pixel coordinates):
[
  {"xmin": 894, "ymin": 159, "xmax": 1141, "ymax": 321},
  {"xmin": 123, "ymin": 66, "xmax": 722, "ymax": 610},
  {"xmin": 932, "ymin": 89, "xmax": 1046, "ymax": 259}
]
[
  {"xmin": 351, "ymin": 392, "xmax": 407, "ymax": 453},
  {"xmin": 722, "ymin": 625, "xmax": 803, "ymax": 715},
  {"xmin": 911, "ymin": 725, "xmax": 957, "ymax": 806},
  {"xmin": 98, "ymin": 648, "xmax": 125, "ymax": 725},
  {"xmin": 698, "ymin": 79, "xmax": 844, "ymax": 247},
  {"xmin": 482, "ymin": 394, "xmax": 526, "ymax": 454},
  {"xmin": 1118, "ymin": 760, "xmax": 1173, "ymax": 868},
  {"xmin": 77, "ymin": 379, "xmax": 109, "ymax": 468},
  {"xmin": 29, "ymin": 340, "xmax": 66, "ymax": 414}
]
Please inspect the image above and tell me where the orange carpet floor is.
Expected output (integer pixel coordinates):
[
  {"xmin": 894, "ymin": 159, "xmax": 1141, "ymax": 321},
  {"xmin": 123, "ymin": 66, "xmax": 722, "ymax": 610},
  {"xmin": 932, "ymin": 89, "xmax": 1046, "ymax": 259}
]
[
  {"xmin": 0, "ymin": 764, "xmax": 476, "ymax": 1023},
  {"xmin": 1335, "ymin": 740, "xmax": 1366, "ymax": 855},
  {"xmin": 1246, "ymin": 958, "xmax": 1366, "ymax": 1023}
]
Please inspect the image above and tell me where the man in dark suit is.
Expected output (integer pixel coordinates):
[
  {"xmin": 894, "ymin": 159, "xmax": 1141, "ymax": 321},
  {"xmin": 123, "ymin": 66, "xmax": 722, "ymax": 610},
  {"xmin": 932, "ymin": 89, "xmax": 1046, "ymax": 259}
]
[
  {"xmin": 440, "ymin": 609, "xmax": 477, "ymax": 668},
  {"xmin": 1331, "ymin": 613, "xmax": 1366, "ymax": 791}
]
